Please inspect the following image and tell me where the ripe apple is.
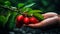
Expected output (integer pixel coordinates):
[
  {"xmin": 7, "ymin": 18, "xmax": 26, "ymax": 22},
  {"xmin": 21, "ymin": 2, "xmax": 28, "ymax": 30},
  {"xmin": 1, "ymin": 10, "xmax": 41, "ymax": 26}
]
[
  {"xmin": 30, "ymin": 16, "xmax": 39, "ymax": 24},
  {"xmin": 23, "ymin": 17, "xmax": 29, "ymax": 25},
  {"xmin": 16, "ymin": 15, "xmax": 24, "ymax": 28}
]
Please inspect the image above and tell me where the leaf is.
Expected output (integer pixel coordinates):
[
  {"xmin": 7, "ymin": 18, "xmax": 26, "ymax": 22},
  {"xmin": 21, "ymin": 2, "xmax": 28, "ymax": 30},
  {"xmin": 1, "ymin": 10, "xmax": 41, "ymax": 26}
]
[
  {"xmin": 33, "ymin": 13, "xmax": 44, "ymax": 21},
  {"xmin": 0, "ymin": 15, "xmax": 5, "ymax": 24},
  {"xmin": 0, "ymin": 11, "xmax": 11, "ymax": 27},
  {"xmin": 17, "ymin": 3, "xmax": 24, "ymax": 8},
  {"xmin": 3, "ymin": 11, "xmax": 11, "ymax": 26},
  {"xmin": 4, "ymin": 1, "xmax": 11, "ymax": 6},
  {"xmin": 8, "ymin": 12, "xmax": 18, "ymax": 30},
  {"xmin": 28, "ymin": 10, "xmax": 42, "ymax": 13},
  {"xmin": 21, "ymin": 7, "xmax": 32, "ymax": 13},
  {"xmin": 27, "ymin": 10, "xmax": 42, "ymax": 16},
  {"xmin": 10, "ymin": 6, "xmax": 17, "ymax": 10},
  {"xmin": 24, "ymin": 3, "xmax": 35, "ymax": 8}
]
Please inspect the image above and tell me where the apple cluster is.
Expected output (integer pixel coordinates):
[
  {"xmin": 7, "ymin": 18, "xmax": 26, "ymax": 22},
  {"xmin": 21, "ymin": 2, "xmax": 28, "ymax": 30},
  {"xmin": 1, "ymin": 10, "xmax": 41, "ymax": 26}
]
[{"xmin": 16, "ymin": 14, "xmax": 39, "ymax": 28}]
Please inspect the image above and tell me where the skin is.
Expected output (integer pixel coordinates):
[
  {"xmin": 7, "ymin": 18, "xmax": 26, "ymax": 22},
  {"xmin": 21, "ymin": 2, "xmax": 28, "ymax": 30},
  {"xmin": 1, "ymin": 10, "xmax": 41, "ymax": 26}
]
[{"xmin": 24, "ymin": 12, "xmax": 60, "ymax": 28}]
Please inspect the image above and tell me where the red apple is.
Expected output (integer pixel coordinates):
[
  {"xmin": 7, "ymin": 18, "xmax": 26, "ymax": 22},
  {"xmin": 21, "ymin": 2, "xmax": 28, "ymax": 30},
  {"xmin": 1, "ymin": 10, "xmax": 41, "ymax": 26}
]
[
  {"xmin": 23, "ymin": 17, "xmax": 29, "ymax": 25},
  {"xmin": 16, "ymin": 15, "xmax": 24, "ymax": 28},
  {"xmin": 16, "ymin": 15, "xmax": 24, "ymax": 22},
  {"xmin": 30, "ymin": 16, "xmax": 39, "ymax": 24}
]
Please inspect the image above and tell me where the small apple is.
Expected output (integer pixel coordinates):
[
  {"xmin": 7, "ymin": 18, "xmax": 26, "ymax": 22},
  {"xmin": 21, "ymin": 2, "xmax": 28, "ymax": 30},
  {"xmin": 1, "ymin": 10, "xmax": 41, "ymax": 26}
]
[
  {"xmin": 16, "ymin": 15, "xmax": 24, "ymax": 22},
  {"xmin": 23, "ymin": 17, "xmax": 29, "ymax": 25},
  {"xmin": 16, "ymin": 15, "xmax": 24, "ymax": 28},
  {"xmin": 30, "ymin": 16, "xmax": 39, "ymax": 24}
]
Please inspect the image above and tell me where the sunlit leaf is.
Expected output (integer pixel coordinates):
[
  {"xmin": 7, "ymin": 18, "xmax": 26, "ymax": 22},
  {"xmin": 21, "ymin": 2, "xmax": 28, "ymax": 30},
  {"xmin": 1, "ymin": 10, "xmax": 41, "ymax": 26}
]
[
  {"xmin": 33, "ymin": 13, "xmax": 44, "ymax": 21},
  {"xmin": 24, "ymin": 3, "xmax": 35, "ymax": 8},
  {"xmin": 29, "ymin": 10, "xmax": 42, "ymax": 13},
  {"xmin": 28, "ymin": 10, "xmax": 42, "ymax": 15},
  {"xmin": 27, "ymin": 10, "xmax": 42, "ymax": 17},
  {"xmin": 21, "ymin": 7, "xmax": 32, "ymax": 13}
]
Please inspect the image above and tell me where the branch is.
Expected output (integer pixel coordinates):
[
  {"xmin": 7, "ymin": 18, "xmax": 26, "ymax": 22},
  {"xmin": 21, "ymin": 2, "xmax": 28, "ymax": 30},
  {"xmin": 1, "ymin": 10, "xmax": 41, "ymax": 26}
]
[
  {"xmin": 0, "ymin": 4, "xmax": 23, "ymax": 14},
  {"xmin": 0, "ymin": 4, "xmax": 17, "ymax": 11}
]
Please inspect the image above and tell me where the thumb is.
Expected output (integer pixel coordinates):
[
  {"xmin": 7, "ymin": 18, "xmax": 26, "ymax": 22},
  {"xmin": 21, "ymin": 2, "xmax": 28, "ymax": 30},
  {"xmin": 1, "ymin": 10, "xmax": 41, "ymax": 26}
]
[{"xmin": 28, "ymin": 24, "xmax": 35, "ymax": 26}]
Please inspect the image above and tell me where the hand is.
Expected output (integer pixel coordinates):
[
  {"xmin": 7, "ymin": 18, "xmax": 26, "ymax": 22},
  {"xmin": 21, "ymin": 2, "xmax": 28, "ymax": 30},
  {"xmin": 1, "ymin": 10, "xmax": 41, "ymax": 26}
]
[
  {"xmin": 24, "ymin": 12, "xmax": 59, "ymax": 28},
  {"xmin": 25, "ymin": 16, "xmax": 58, "ymax": 28}
]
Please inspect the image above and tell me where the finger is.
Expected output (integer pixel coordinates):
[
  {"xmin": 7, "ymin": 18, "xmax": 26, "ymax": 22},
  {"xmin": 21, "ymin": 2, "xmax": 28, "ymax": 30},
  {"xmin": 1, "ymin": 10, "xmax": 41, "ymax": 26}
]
[
  {"xmin": 27, "ymin": 24, "xmax": 35, "ymax": 26},
  {"xmin": 42, "ymin": 12, "xmax": 58, "ymax": 19},
  {"xmin": 37, "ymin": 16, "xmax": 59, "ymax": 27},
  {"xmin": 23, "ymin": 24, "xmax": 34, "ymax": 27},
  {"xmin": 27, "ymin": 24, "xmax": 36, "ymax": 28},
  {"xmin": 27, "ymin": 24, "xmax": 40, "ymax": 28}
]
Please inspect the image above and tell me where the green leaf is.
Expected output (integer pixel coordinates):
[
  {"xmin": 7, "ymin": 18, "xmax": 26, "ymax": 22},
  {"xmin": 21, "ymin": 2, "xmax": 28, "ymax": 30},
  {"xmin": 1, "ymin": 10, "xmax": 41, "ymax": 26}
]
[
  {"xmin": 0, "ymin": 15, "xmax": 5, "ymax": 24},
  {"xmin": 10, "ymin": 6, "xmax": 17, "ymax": 10},
  {"xmin": 33, "ymin": 13, "xmax": 44, "ymax": 21},
  {"xmin": 3, "ymin": 11, "xmax": 11, "ymax": 27},
  {"xmin": 27, "ymin": 10, "xmax": 42, "ymax": 16},
  {"xmin": 24, "ymin": 3, "xmax": 35, "ymax": 8},
  {"xmin": 8, "ymin": 12, "xmax": 18, "ymax": 30},
  {"xmin": 0, "ymin": 11, "xmax": 11, "ymax": 27},
  {"xmin": 4, "ymin": 1, "xmax": 11, "ymax": 6},
  {"xmin": 21, "ymin": 7, "xmax": 32, "ymax": 13},
  {"xmin": 28, "ymin": 10, "xmax": 42, "ymax": 13},
  {"xmin": 17, "ymin": 3, "xmax": 24, "ymax": 8}
]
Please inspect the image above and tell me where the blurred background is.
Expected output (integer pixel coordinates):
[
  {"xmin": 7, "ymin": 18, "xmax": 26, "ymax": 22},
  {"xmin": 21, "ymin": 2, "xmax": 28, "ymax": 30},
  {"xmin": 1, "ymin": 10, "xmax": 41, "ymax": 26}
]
[{"xmin": 0, "ymin": 0, "xmax": 60, "ymax": 34}]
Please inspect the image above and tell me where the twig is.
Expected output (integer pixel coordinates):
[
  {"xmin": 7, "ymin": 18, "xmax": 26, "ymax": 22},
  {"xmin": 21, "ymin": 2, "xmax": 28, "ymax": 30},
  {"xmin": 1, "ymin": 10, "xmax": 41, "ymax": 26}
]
[
  {"xmin": 0, "ymin": 4, "xmax": 22, "ymax": 14},
  {"xmin": 0, "ymin": 4, "xmax": 14, "ymax": 11}
]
